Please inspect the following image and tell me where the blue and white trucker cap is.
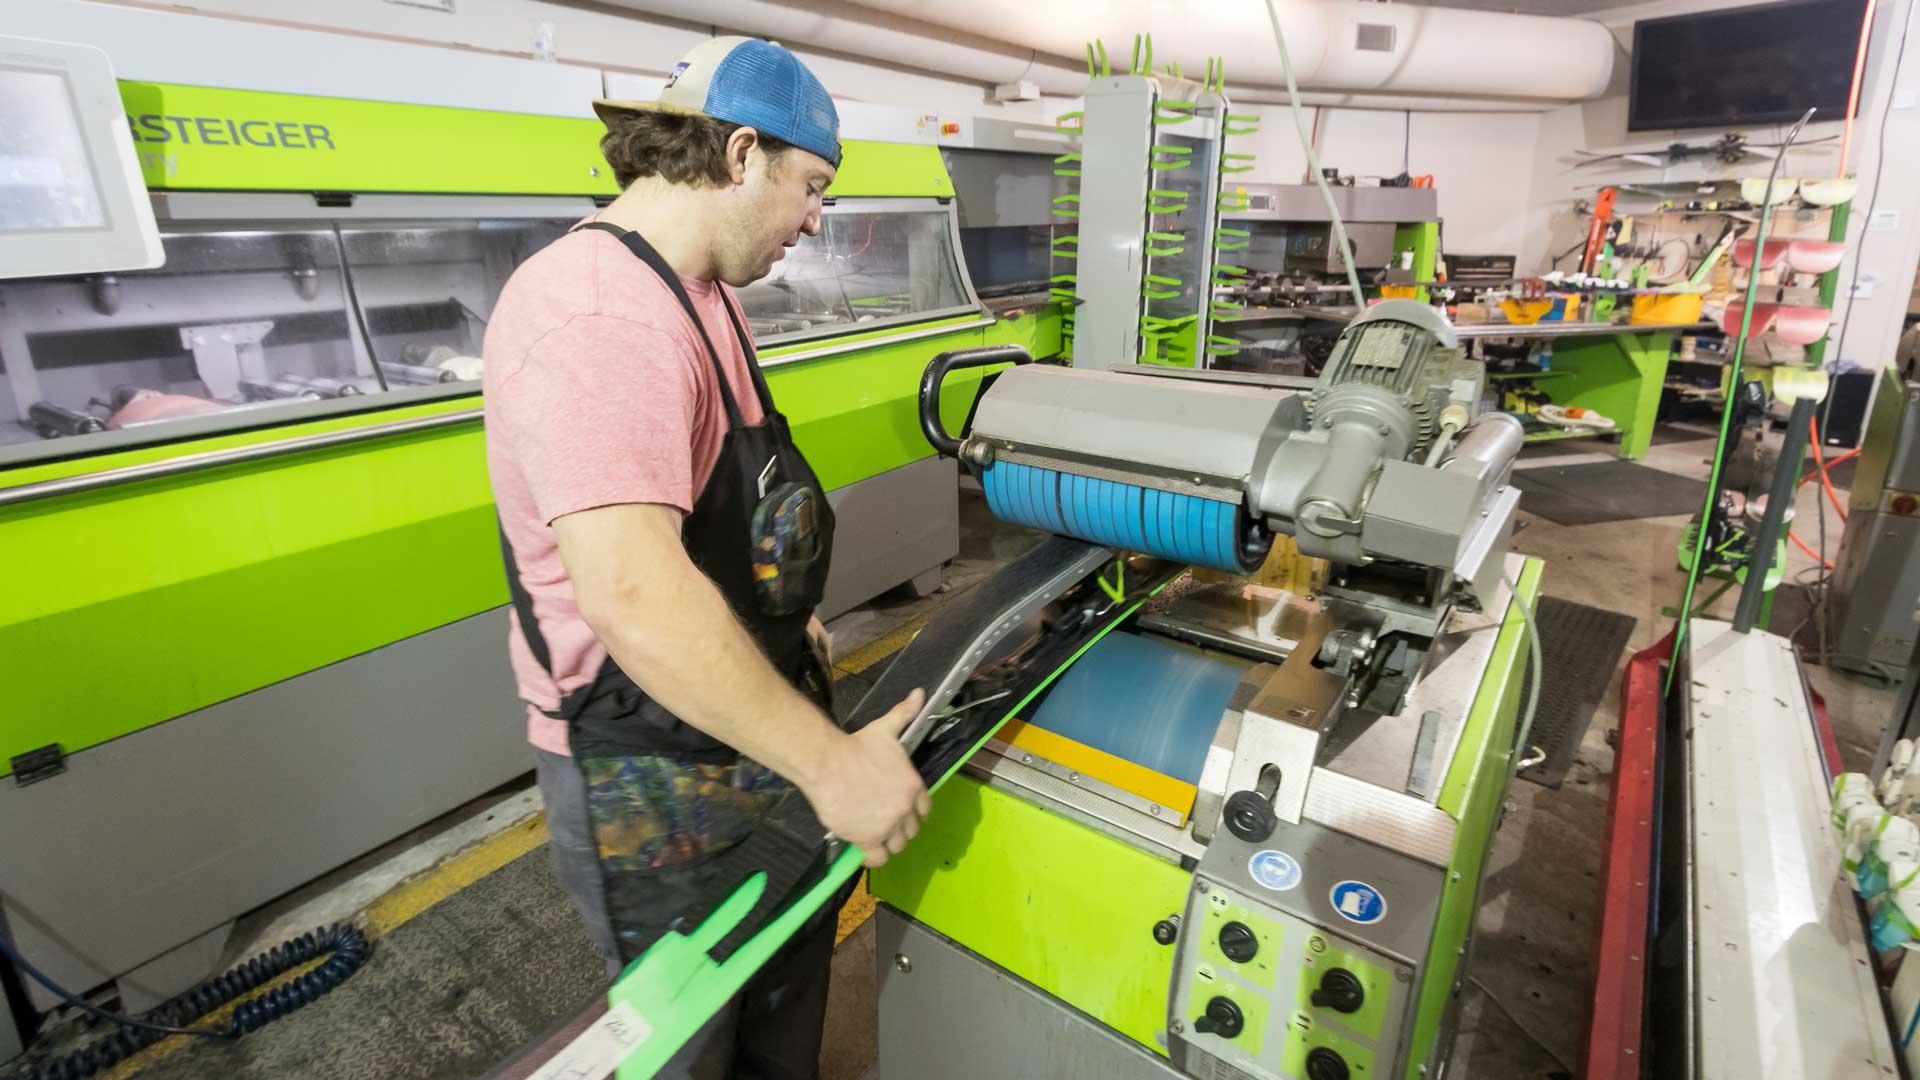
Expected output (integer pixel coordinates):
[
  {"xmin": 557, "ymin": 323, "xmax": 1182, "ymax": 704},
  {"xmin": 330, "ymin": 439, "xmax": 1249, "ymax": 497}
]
[{"xmin": 593, "ymin": 36, "xmax": 841, "ymax": 168}]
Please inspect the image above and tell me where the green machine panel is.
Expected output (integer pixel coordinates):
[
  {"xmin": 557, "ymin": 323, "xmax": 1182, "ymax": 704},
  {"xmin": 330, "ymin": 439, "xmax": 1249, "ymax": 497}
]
[
  {"xmin": 117, "ymin": 80, "xmax": 952, "ymax": 200},
  {"xmin": 871, "ymin": 774, "xmax": 1195, "ymax": 1054},
  {"xmin": 872, "ymin": 559, "xmax": 1542, "ymax": 1079},
  {"xmin": 1, "ymin": 83, "xmax": 1031, "ymax": 773}
]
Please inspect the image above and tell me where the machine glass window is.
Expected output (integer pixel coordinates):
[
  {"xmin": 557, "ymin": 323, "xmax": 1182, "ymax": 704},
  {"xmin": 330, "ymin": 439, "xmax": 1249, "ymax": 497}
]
[
  {"xmin": 0, "ymin": 68, "xmax": 108, "ymax": 231},
  {"xmin": 0, "ymin": 225, "xmax": 364, "ymax": 446},
  {"xmin": 336, "ymin": 218, "xmax": 571, "ymax": 387},
  {"xmin": 0, "ymin": 216, "xmax": 574, "ymax": 454},
  {"xmin": 735, "ymin": 205, "xmax": 972, "ymax": 346}
]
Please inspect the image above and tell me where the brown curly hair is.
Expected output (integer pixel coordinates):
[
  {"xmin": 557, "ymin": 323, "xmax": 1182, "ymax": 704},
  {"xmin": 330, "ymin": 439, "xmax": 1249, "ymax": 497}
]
[{"xmin": 598, "ymin": 110, "xmax": 796, "ymax": 189}]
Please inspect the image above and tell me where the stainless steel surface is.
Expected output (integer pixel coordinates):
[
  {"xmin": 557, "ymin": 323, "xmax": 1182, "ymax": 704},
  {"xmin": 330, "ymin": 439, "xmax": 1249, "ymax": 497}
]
[
  {"xmin": 1683, "ymin": 621, "xmax": 1897, "ymax": 1077},
  {"xmin": 1223, "ymin": 612, "xmax": 1346, "ymax": 825},
  {"xmin": 0, "ymin": 607, "xmax": 524, "ymax": 1016},
  {"xmin": 1173, "ymin": 820, "xmax": 1433, "ymax": 1079},
  {"xmin": 1302, "ymin": 766, "xmax": 1456, "ymax": 867},
  {"xmin": 968, "ymin": 751, "xmax": 1204, "ymax": 863},
  {"xmin": 0, "ymin": 407, "xmax": 482, "ymax": 506},
  {"xmin": 1139, "ymin": 581, "xmax": 1315, "ymax": 664},
  {"xmin": 1385, "ymin": 554, "xmax": 1515, "ymax": 803},
  {"xmin": 815, "ymin": 455, "xmax": 961, "ymax": 621},
  {"xmin": 983, "ymin": 726, "xmax": 1195, "ymax": 826},
  {"xmin": 875, "ymin": 906, "xmax": 1185, "ymax": 1080},
  {"xmin": 1191, "ymin": 684, "xmax": 1251, "ymax": 846}
]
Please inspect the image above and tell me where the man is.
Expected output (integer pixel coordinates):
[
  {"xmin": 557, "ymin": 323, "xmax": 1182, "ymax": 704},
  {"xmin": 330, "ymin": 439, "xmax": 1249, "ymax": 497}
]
[{"xmin": 483, "ymin": 36, "xmax": 927, "ymax": 1078}]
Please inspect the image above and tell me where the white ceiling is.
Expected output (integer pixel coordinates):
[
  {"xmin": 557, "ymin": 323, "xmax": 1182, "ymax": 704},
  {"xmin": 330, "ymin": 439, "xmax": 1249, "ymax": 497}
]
[{"xmin": 1411, "ymin": 0, "xmax": 1617, "ymax": 15}]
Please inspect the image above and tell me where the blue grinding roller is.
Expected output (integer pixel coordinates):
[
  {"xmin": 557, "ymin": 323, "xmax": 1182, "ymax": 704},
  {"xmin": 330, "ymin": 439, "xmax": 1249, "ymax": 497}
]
[
  {"xmin": 1028, "ymin": 631, "xmax": 1250, "ymax": 784},
  {"xmin": 981, "ymin": 460, "xmax": 1268, "ymax": 573}
]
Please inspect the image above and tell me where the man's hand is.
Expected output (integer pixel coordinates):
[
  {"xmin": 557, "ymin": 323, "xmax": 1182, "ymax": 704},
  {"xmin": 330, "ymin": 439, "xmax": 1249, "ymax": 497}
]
[
  {"xmin": 801, "ymin": 689, "xmax": 931, "ymax": 868},
  {"xmin": 806, "ymin": 614, "xmax": 832, "ymax": 677}
]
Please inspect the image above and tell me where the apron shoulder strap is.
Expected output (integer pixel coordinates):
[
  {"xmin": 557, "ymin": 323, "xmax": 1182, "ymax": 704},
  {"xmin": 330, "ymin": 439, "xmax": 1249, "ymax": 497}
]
[
  {"xmin": 578, "ymin": 221, "xmax": 754, "ymax": 429},
  {"xmin": 498, "ymin": 523, "xmax": 562, "ymax": 698},
  {"xmin": 714, "ymin": 286, "xmax": 778, "ymax": 417}
]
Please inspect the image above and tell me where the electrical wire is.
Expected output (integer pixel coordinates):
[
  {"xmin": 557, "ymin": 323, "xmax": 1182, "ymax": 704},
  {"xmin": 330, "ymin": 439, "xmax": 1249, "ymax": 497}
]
[
  {"xmin": 1263, "ymin": 0, "xmax": 1366, "ymax": 305},
  {"xmin": 1502, "ymin": 566, "xmax": 1545, "ymax": 778},
  {"xmin": 1808, "ymin": 416, "xmax": 1849, "ymax": 519},
  {"xmin": 0, "ymin": 937, "xmax": 232, "ymax": 1043},
  {"xmin": 1, "ymin": 924, "xmax": 370, "ymax": 1080},
  {"xmin": 1840, "ymin": 0, "xmax": 1883, "ymax": 177}
]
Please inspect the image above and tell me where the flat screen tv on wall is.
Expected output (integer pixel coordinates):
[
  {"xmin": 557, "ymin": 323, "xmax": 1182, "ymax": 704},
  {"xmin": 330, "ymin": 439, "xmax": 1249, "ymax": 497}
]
[{"xmin": 1629, "ymin": 0, "xmax": 1868, "ymax": 132}]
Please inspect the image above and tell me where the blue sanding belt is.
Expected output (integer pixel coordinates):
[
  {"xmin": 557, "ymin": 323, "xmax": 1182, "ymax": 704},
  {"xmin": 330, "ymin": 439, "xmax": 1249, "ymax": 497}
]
[
  {"xmin": 1028, "ymin": 631, "xmax": 1250, "ymax": 783},
  {"xmin": 982, "ymin": 460, "xmax": 1262, "ymax": 574}
]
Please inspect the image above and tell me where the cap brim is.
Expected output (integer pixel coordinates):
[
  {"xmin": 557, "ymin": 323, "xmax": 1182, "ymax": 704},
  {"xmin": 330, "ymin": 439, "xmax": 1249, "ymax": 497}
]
[{"xmin": 592, "ymin": 98, "xmax": 710, "ymax": 126}]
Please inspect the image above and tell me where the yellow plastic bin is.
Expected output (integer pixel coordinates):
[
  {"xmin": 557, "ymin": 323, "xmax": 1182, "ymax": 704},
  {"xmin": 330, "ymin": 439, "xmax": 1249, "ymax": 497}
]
[
  {"xmin": 1630, "ymin": 292, "xmax": 1705, "ymax": 325},
  {"xmin": 1501, "ymin": 294, "xmax": 1582, "ymax": 324}
]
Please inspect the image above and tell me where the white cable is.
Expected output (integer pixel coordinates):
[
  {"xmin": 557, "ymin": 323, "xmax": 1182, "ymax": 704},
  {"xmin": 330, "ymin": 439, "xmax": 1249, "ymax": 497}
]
[
  {"xmin": 1501, "ymin": 566, "xmax": 1545, "ymax": 776},
  {"xmin": 1262, "ymin": 0, "xmax": 1367, "ymax": 305}
]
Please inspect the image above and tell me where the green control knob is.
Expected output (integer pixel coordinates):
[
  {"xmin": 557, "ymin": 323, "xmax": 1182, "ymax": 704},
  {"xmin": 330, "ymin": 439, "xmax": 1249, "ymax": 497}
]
[
  {"xmin": 1218, "ymin": 921, "xmax": 1258, "ymax": 963},
  {"xmin": 1310, "ymin": 968, "xmax": 1365, "ymax": 1014},
  {"xmin": 1306, "ymin": 1047, "xmax": 1350, "ymax": 1080},
  {"xmin": 1192, "ymin": 995, "xmax": 1244, "ymax": 1039}
]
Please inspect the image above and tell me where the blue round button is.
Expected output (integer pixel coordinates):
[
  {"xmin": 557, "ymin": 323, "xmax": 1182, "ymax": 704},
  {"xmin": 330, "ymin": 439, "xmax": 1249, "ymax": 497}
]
[
  {"xmin": 1248, "ymin": 849, "xmax": 1302, "ymax": 892},
  {"xmin": 1330, "ymin": 880, "xmax": 1388, "ymax": 925}
]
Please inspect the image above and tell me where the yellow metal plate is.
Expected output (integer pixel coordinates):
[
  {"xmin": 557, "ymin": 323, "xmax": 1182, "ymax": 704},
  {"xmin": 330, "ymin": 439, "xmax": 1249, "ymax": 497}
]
[{"xmin": 995, "ymin": 718, "xmax": 1199, "ymax": 824}]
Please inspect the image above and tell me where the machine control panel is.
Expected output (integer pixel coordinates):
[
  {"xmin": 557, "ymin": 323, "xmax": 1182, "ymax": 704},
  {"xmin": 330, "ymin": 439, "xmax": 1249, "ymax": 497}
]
[{"xmin": 1169, "ymin": 880, "xmax": 1410, "ymax": 1080}]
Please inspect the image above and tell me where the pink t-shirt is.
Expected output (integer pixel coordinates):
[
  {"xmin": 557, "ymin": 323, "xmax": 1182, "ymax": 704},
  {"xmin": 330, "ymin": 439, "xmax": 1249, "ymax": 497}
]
[{"xmin": 483, "ymin": 224, "xmax": 765, "ymax": 756}]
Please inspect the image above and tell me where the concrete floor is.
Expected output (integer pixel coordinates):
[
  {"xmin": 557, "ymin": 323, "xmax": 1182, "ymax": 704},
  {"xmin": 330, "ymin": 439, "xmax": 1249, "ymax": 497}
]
[{"xmin": 65, "ymin": 422, "xmax": 1903, "ymax": 1080}]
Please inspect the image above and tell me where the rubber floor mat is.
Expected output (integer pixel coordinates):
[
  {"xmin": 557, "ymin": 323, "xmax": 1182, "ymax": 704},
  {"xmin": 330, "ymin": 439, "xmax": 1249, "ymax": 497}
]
[
  {"xmin": 1516, "ymin": 596, "xmax": 1637, "ymax": 789},
  {"xmin": 1650, "ymin": 423, "xmax": 1719, "ymax": 446},
  {"xmin": 107, "ymin": 848, "xmax": 607, "ymax": 1080},
  {"xmin": 1511, "ymin": 460, "xmax": 1707, "ymax": 525}
]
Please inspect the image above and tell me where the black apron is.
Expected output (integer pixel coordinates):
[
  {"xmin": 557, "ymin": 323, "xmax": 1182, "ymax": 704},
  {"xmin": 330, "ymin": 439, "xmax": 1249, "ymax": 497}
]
[{"xmin": 499, "ymin": 223, "xmax": 839, "ymax": 962}]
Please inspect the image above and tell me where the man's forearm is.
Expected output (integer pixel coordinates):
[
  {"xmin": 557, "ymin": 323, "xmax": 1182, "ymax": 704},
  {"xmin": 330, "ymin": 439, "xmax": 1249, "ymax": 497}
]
[{"xmin": 580, "ymin": 555, "xmax": 842, "ymax": 786}]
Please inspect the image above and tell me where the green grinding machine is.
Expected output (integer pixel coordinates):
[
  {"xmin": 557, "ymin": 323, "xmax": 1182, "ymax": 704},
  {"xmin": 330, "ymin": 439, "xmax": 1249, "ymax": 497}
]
[{"xmin": 868, "ymin": 300, "xmax": 1541, "ymax": 1080}]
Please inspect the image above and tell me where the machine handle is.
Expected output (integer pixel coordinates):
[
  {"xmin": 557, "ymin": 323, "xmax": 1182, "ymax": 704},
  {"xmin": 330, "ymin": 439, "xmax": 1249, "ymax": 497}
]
[{"xmin": 917, "ymin": 345, "xmax": 1033, "ymax": 459}]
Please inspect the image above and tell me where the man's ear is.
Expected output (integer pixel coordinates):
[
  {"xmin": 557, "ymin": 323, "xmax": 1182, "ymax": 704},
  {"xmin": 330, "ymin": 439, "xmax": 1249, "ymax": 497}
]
[{"xmin": 724, "ymin": 126, "xmax": 759, "ymax": 186}]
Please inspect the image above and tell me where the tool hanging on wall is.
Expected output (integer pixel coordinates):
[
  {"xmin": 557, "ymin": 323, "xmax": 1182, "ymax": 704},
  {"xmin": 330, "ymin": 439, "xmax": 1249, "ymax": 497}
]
[{"xmin": 1580, "ymin": 186, "xmax": 1618, "ymax": 276}]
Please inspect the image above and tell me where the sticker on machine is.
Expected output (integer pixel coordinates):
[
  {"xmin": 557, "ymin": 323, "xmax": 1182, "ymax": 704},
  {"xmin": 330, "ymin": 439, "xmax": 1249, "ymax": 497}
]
[
  {"xmin": 526, "ymin": 1001, "xmax": 651, "ymax": 1079},
  {"xmin": 1330, "ymin": 880, "xmax": 1388, "ymax": 925},
  {"xmin": 1247, "ymin": 849, "xmax": 1302, "ymax": 892}
]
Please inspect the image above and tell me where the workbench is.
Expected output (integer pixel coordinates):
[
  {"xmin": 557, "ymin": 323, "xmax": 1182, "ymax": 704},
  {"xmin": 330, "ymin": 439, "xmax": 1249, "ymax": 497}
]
[
  {"xmin": 1461, "ymin": 320, "xmax": 1707, "ymax": 460},
  {"xmin": 1225, "ymin": 308, "xmax": 1706, "ymax": 460}
]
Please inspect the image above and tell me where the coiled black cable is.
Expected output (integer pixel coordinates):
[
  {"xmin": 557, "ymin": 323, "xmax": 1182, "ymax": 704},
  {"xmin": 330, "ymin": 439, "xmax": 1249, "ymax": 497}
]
[{"xmin": 2, "ymin": 923, "xmax": 371, "ymax": 1080}]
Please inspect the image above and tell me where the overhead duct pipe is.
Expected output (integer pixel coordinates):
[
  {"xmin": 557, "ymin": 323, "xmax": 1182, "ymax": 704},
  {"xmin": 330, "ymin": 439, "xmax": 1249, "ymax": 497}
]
[
  {"xmin": 604, "ymin": 0, "xmax": 1609, "ymax": 111},
  {"xmin": 833, "ymin": 0, "xmax": 1614, "ymax": 100}
]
